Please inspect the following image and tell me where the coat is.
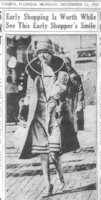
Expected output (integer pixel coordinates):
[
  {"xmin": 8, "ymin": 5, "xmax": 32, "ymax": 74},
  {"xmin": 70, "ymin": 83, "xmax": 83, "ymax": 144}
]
[{"xmin": 19, "ymin": 55, "xmax": 84, "ymax": 158}]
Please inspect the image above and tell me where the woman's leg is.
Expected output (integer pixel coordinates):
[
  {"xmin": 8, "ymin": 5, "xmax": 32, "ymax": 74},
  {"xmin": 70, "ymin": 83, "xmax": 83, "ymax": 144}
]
[
  {"xmin": 50, "ymin": 152, "xmax": 65, "ymax": 185},
  {"xmin": 40, "ymin": 153, "xmax": 52, "ymax": 194}
]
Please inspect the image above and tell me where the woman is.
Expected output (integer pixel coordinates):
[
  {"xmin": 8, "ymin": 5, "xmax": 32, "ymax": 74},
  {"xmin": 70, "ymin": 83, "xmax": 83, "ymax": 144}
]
[
  {"xmin": 20, "ymin": 39, "xmax": 66, "ymax": 195},
  {"xmin": 19, "ymin": 38, "xmax": 84, "ymax": 196}
]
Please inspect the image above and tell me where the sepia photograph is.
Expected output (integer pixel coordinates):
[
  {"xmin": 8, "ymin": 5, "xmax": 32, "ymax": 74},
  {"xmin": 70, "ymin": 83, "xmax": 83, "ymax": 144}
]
[{"xmin": 6, "ymin": 35, "xmax": 96, "ymax": 200}]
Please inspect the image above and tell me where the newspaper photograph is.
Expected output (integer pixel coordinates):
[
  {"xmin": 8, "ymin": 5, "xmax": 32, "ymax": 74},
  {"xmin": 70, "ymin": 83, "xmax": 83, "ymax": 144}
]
[{"xmin": 0, "ymin": 2, "xmax": 101, "ymax": 200}]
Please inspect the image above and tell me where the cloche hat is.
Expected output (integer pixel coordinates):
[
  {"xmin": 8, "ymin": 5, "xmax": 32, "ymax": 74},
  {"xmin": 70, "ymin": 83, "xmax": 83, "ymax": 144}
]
[{"xmin": 36, "ymin": 39, "xmax": 54, "ymax": 55}]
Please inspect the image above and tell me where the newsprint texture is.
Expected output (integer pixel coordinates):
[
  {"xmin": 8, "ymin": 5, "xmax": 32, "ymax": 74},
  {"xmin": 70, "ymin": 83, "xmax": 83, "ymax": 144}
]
[{"xmin": 0, "ymin": 1, "xmax": 101, "ymax": 200}]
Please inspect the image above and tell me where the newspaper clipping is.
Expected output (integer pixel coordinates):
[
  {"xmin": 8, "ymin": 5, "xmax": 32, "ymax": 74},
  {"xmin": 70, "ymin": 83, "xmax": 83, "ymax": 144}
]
[{"xmin": 0, "ymin": 1, "xmax": 101, "ymax": 200}]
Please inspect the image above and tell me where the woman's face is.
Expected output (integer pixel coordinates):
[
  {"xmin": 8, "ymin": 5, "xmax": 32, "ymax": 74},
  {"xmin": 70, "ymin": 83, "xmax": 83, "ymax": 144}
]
[{"xmin": 38, "ymin": 52, "xmax": 52, "ymax": 65}]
